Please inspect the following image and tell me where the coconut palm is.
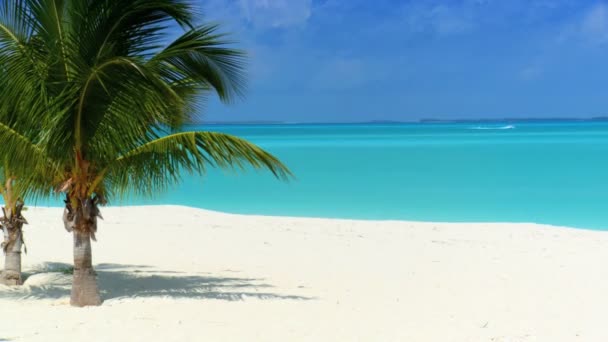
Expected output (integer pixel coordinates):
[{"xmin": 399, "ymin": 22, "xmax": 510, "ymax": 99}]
[
  {"xmin": 0, "ymin": 170, "xmax": 28, "ymax": 285},
  {"xmin": 0, "ymin": 0, "xmax": 291, "ymax": 306},
  {"xmin": 0, "ymin": 85, "xmax": 44, "ymax": 285},
  {"xmin": 0, "ymin": 122, "xmax": 50, "ymax": 286}
]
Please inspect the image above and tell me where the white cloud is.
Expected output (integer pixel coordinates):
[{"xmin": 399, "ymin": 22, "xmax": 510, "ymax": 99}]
[
  {"xmin": 400, "ymin": 2, "xmax": 477, "ymax": 36},
  {"xmin": 201, "ymin": 0, "xmax": 313, "ymax": 30},
  {"xmin": 312, "ymin": 57, "xmax": 390, "ymax": 89},
  {"xmin": 580, "ymin": 2, "xmax": 608, "ymax": 44},
  {"xmin": 239, "ymin": 0, "xmax": 313, "ymax": 29},
  {"xmin": 556, "ymin": 2, "xmax": 608, "ymax": 46}
]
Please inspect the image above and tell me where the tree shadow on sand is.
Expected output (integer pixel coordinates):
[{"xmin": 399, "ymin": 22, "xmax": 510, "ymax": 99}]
[{"xmin": 0, "ymin": 262, "xmax": 311, "ymax": 301}]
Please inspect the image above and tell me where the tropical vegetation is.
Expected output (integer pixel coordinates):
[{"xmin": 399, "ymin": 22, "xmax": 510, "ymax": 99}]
[
  {"xmin": 0, "ymin": 169, "xmax": 28, "ymax": 285},
  {"xmin": 0, "ymin": 0, "xmax": 290, "ymax": 306}
]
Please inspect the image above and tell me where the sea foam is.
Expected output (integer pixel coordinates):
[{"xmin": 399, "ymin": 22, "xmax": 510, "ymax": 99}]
[{"xmin": 469, "ymin": 124, "xmax": 515, "ymax": 130}]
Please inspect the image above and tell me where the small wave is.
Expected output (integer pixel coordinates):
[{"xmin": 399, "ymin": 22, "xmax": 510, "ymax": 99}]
[{"xmin": 469, "ymin": 125, "xmax": 515, "ymax": 130}]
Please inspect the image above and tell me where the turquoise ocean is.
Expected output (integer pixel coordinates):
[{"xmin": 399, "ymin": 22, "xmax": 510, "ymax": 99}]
[{"xmin": 32, "ymin": 121, "xmax": 608, "ymax": 230}]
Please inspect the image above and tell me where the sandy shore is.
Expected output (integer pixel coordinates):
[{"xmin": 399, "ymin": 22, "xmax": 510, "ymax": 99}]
[{"xmin": 1, "ymin": 206, "xmax": 608, "ymax": 341}]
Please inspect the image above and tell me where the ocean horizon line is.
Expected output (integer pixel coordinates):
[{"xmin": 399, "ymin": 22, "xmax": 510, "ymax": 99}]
[{"xmin": 192, "ymin": 117, "xmax": 608, "ymax": 126}]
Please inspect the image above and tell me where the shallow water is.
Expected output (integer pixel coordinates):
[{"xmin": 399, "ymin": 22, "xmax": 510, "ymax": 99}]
[{"xmin": 28, "ymin": 121, "xmax": 608, "ymax": 230}]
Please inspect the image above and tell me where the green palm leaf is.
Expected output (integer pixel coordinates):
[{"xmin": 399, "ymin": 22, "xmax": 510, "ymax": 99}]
[
  {"xmin": 0, "ymin": 0, "xmax": 287, "ymax": 203},
  {"xmin": 97, "ymin": 131, "xmax": 292, "ymax": 199},
  {"xmin": 149, "ymin": 24, "xmax": 247, "ymax": 103}
]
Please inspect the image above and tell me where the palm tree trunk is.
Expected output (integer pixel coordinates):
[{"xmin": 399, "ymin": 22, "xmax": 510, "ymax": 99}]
[
  {"xmin": 1, "ymin": 226, "xmax": 22, "ymax": 285},
  {"xmin": 71, "ymin": 229, "xmax": 101, "ymax": 306},
  {"xmin": 64, "ymin": 196, "xmax": 103, "ymax": 306},
  {"xmin": 1, "ymin": 202, "xmax": 26, "ymax": 286}
]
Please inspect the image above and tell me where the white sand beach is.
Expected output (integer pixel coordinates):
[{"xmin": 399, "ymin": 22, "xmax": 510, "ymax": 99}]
[{"xmin": 1, "ymin": 206, "xmax": 608, "ymax": 341}]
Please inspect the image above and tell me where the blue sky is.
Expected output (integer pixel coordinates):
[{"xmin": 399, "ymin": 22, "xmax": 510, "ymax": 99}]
[{"xmin": 194, "ymin": 0, "xmax": 608, "ymax": 122}]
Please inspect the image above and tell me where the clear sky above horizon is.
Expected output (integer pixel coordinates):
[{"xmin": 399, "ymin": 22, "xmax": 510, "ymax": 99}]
[{"xmin": 196, "ymin": 0, "xmax": 608, "ymax": 123}]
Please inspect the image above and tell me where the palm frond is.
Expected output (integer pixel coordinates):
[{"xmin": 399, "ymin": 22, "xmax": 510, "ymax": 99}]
[
  {"xmin": 149, "ymin": 24, "xmax": 247, "ymax": 104},
  {"xmin": 0, "ymin": 121, "xmax": 60, "ymax": 200},
  {"xmin": 0, "ymin": 0, "xmax": 31, "ymax": 45},
  {"xmin": 69, "ymin": 0, "xmax": 196, "ymax": 64},
  {"xmin": 0, "ymin": 122, "xmax": 44, "ymax": 169},
  {"xmin": 0, "ymin": 0, "xmax": 289, "ymax": 210},
  {"xmin": 97, "ymin": 131, "xmax": 292, "ymax": 199}
]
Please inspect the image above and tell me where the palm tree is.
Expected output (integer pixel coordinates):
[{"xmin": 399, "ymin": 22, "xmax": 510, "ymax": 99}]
[
  {"xmin": 0, "ymin": 169, "xmax": 28, "ymax": 285},
  {"xmin": 0, "ymin": 121, "xmax": 51, "ymax": 285},
  {"xmin": 0, "ymin": 82, "xmax": 42, "ymax": 285},
  {"xmin": 0, "ymin": 0, "xmax": 291, "ymax": 306}
]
